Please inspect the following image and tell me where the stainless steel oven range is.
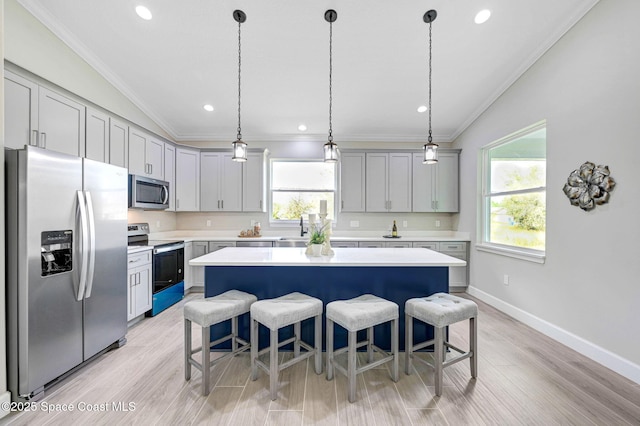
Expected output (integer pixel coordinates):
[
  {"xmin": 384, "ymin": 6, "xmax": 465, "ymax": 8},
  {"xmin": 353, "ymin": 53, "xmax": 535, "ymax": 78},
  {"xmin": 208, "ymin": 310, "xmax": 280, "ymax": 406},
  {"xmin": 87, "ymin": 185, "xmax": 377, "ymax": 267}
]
[{"xmin": 127, "ymin": 223, "xmax": 184, "ymax": 316}]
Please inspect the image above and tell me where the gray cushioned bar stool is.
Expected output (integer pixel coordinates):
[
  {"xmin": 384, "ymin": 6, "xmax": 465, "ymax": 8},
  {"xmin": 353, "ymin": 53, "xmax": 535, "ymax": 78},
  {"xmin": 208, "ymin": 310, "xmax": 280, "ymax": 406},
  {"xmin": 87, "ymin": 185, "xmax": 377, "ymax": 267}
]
[
  {"xmin": 184, "ymin": 290, "xmax": 257, "ymax": 396},
  {"xmin": 250, "ymin": 292, "xmax": 323, "ymax": 400},
  {"xmin": 405, "ymin": 292, "xmax": 478, "ymax": 397},
  {"xmin": 326, "ymin": 294, "xmax": 399, "ymax": 403}
]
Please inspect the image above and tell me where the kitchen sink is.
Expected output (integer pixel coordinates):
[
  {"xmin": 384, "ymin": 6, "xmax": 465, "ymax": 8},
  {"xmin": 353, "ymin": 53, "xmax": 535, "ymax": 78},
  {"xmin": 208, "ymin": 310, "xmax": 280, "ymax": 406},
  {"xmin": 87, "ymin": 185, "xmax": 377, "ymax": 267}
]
[{"xmin": 275, "ymin": 238, "xmax": 308, "ymax": 248}]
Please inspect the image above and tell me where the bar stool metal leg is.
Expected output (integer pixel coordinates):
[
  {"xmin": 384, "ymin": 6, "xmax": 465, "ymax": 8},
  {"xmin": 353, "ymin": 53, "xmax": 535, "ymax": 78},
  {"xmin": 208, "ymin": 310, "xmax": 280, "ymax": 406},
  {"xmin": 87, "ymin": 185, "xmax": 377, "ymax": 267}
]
[
  {"xmin": 391, "ymin": 317, "xmax": 399, "ymax": 382},
  {"xmin": 270, "ymin": 328, "xmax": 278, "ymax": 401},
  {"xmin": 185, "ymin": 319, "xmax": 192, "ymax": 381},
  {"xmin": 314, "ymin": 314, "xmax": 322, "ymax": 374},
  {"xmin": 367, "ymin": 326, "xmax": 374, "ymax": 363},
  {"xmin": 231, "ymin": 315, "xmax": 238, "ymax": 352},
  {"xmin": 294, "ymin": 322, "xmax": 301, "ymax": 357},
  {"xmin": 434, "ymin": 326, "xmax": 444, "ymax": 397},
  {"xmin": 251, "ymin": 318, "xmax": 259, "ymax": 381},
  {"xmin": 348, "ymin": 330, "xmax": 357, "ymax": 403},
  {"xmin": 405, "ymin": 313, "xmax": 413, "ymax": 375},
  {"xmin": 326, "ymin": 318, "xmax": 334, "ymax": 380},
  {"xmin": 202, "ymin": 324, "xmax": 211, "ymax": 396},
  {"xmin": 470, "ymin": 317, "xmax": 478, "ymax": 378}
]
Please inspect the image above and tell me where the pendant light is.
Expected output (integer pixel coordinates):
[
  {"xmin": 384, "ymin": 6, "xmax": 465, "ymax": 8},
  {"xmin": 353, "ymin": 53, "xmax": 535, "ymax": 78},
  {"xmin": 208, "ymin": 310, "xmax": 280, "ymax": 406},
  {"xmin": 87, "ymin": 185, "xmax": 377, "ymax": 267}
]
[
  {"xmin": 323, "ymin": 9, "xmax": 339, "ymax": 163},
  {"xmin": 423, "ymin": 10, "xmax": 438, "ymax": 164},
  {"xmin": 231, "ymin": 10, "xmax": 247, "ymax": 162}
]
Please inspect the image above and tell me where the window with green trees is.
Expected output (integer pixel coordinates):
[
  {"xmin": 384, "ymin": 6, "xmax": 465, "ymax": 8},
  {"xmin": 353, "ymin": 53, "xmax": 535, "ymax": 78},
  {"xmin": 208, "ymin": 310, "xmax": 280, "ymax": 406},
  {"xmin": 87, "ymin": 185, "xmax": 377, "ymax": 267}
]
[
  {"xmin": 270, "ymin": 160, "xmax": 336, "ymax": 222},
  {"xmin": 481, "ymin": 123, "xmax": 546, "ymax": 253}
]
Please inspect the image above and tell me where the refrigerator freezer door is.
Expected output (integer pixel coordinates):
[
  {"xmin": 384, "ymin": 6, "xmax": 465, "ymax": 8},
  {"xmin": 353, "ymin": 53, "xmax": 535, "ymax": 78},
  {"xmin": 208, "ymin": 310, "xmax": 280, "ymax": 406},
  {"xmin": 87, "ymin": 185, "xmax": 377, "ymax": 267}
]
[
  {"xmin": 9, "ymin": 147, "xmax": 85, "ymax": 398},
  {"xmin": 82, "ymin": 158, "xmax": 128, "ymax": 359}
]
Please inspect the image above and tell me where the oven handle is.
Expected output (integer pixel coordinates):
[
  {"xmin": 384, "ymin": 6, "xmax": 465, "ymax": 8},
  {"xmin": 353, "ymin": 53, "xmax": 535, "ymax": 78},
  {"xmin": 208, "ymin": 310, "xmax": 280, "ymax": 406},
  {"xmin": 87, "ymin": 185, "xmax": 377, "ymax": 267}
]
[{"xmin": 153, "ymin": 243, "xmax": 185, "ymax": 255}]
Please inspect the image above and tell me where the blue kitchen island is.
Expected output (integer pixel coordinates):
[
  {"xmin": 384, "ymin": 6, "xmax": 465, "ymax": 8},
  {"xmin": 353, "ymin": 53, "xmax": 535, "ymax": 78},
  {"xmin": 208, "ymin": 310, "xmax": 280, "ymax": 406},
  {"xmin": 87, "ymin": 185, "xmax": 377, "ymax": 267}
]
[{"xmin": 189, "ymin": 247, "xmax": 466, "ymax": 351}]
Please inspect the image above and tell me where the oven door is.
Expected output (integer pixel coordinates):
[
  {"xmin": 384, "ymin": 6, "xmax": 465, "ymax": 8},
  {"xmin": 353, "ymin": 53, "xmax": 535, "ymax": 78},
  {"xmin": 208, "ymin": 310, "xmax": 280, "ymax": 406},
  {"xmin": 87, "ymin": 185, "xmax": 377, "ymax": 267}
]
[{"xmin": 152, "ymin": 245, "xmax": 184, "ymax": 294}]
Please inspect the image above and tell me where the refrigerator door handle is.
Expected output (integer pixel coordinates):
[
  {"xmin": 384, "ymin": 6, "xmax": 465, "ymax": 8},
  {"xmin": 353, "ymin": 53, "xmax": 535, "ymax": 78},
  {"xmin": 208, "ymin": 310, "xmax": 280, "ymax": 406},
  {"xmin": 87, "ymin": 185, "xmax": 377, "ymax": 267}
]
[
  {"xmin": 76, "ymin": 190, "xmax": 89, "ymax": 301},
  {"xmin": 84, "ymin": 191, "xmax": 97, "ymax": 298}
]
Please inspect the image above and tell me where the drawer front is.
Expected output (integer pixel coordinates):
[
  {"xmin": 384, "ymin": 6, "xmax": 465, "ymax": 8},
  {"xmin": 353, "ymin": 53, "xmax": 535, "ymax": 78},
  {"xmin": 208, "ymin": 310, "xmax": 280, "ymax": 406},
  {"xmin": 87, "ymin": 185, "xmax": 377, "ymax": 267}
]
[
  {"xmin": 209, "ymin": 241, "xmax": 236, "ymax": 251},
  {"xmin": 384, "ymin": 242, "xmax": 412, "ymax": 248},
  {"xmin": 358, "ymin": 241, "xmax": 384, "ymax": 248},
  {"xmin": 439, "ymin": 242, "xmax": 466, "ymax": 252},
  {"xmin": 332, "ymin": 241, "xmax": 359, "ymax": 248},
  {"xmin": 412, "ymin": 242, "xmax": 439, "ymax": 250},
  {"xmin": 128, "ymin": 250, "xmax": 152, "ymax": 268}
]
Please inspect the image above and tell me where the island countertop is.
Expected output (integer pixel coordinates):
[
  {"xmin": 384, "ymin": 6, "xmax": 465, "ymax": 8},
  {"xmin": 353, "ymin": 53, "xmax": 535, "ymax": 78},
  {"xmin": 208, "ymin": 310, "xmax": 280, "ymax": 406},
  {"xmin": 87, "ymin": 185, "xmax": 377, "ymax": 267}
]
[{"xmin": 189, "ymin": 247, "xmax": 466, "ymax": 267}]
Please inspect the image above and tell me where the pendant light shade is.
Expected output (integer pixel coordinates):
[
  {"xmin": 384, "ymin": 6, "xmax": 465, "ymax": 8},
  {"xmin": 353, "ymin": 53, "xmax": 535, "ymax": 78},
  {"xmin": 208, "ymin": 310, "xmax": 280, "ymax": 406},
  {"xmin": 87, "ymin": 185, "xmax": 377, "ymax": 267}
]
[
  {"xmin": 422, "ymin": 9, "xmax": 438, "ymax": 165},
  {"xmin": 231, "ymin": 10, "xmax": 247, "ymax": 162},
  {"xmin": 323, "ymin": 9, "xmax": 339, "ymax": 163}
]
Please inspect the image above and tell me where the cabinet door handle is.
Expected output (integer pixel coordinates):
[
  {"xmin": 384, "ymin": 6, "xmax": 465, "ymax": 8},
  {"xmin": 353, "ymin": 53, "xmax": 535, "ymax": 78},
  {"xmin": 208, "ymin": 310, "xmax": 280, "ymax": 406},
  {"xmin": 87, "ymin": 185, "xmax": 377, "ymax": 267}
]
[
  {"xmin": 217, "ymin": 200, "xmax": 220, "ymax": 209},
  {"xmin": 435, "ymin": 200, "xmax": 438, "ymax": 210},
  {"xmin": 31, "ymin": 130, "xmax": 38, "ymax": 146},
  {"xmin": 40, "ymin": 133, "xmax": 47, "ymax": 149},
  {"xmin": 150, "ymin": 164, "xmax": 153, "ymax": 175},
  {"xmin": 341, "ymin": 200, "xmax": 344, "ymax": 209},
  {"xmin": 221, "ymin": 200, "xmax": 224, "ymax": 209},
  {"xmin": 260, "ymin": 200, "xmax": 262, "ymax": 209}
]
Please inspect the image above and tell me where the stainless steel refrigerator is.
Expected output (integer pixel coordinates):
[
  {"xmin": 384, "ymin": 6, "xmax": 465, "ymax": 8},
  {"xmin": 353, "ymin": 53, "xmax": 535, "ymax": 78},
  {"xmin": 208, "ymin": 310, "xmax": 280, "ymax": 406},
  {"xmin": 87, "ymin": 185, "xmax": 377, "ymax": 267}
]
[{"xmin": 5, "ymin": 146, "xmax": 128, "ymax": 401}]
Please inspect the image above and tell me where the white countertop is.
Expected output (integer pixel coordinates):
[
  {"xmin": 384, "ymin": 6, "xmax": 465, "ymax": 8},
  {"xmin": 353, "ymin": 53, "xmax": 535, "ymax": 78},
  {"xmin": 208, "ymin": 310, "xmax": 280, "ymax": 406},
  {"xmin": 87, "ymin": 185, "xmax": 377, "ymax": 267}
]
[
  {"xmin": 149, "ymin": 230, "xmax": 470, "ymax": 243},
  {"xmin": 189, "ymin": 247, "xmax": 466, "ymax": 267}
]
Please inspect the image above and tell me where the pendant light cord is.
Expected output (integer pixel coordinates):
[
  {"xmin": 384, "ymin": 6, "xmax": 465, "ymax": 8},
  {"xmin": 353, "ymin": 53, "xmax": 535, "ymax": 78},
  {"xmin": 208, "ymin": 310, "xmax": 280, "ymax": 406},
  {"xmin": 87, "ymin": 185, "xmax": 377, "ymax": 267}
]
[
  {"xmin": 237, "ymin": 18, "xmax": 242, "ymax": 141},
  {"xmin": 428, "ymin": 20, "xmax": 433, "ymax": 144},
  {"xmin": 328, "ymin": 19, "xmax": 333, "ymax": 143}
]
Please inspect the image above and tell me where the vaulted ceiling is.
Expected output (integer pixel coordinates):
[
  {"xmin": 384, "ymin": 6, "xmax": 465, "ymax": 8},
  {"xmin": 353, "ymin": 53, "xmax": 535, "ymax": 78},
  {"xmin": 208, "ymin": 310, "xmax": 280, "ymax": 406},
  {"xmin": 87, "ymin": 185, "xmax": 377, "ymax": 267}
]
[{"xmin": 17, "ymin": 0, "xmax": 598, "ymax": 144}]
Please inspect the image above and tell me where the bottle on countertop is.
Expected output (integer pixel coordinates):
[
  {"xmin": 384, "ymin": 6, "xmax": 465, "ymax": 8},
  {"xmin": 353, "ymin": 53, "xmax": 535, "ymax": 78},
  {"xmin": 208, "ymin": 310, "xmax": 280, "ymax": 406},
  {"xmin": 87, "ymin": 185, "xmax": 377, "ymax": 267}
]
[{"xmin": 392, "ymin": 220, "xmax": 398, "ymax": 237}]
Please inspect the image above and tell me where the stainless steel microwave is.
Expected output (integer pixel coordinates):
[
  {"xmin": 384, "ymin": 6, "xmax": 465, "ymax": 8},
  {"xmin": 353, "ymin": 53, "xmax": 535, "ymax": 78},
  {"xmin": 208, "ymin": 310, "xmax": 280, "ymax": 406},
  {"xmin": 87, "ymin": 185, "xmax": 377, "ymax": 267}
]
[{"xmin": 128, "ymin": 175, "xmax": 169, "ymax": 210}]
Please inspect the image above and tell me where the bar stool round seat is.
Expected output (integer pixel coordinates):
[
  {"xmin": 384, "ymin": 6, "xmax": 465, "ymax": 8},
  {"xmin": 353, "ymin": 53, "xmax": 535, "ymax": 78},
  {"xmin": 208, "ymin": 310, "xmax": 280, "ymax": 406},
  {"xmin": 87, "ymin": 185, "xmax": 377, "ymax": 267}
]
[
  {"xmin": 250, "ymin": 292, "xmax": 323, "ymax": 401},
  {"xmin": 326, "ymin": 294, "xmax": 399, "ymax": 403},
  {"xmin": 405, "ymin": 292, "xmax": 478, "ymax": 397},
  {"xmin": 184, "ymin": 290, "xmax": 257, "ymax": 396}
]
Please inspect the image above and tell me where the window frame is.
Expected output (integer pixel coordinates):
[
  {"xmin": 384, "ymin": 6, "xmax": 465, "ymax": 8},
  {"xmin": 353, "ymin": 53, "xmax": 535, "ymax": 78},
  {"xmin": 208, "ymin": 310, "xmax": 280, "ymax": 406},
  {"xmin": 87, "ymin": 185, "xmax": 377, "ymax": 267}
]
[
  {"xmin": 477, "ymin": 121, "xmax": 547, "ymax": 264},
  {"xmin": 268, "ymin": 158, "xmax": 338, "ymax": 226}
]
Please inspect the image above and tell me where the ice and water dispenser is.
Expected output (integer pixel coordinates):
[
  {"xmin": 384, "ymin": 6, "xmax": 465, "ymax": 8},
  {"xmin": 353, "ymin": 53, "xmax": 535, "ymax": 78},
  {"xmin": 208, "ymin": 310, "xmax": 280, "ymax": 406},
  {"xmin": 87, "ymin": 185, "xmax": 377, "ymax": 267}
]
[{"xmin": 41, "ymin": 230, "xmax": 73, "ymax": 276}]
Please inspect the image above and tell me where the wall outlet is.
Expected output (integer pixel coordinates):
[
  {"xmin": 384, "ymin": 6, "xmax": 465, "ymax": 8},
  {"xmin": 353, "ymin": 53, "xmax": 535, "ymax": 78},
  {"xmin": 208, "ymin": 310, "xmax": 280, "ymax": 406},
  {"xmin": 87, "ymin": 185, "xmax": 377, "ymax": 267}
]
[
  {"xmin": 503, "ymin": 274, "xmax": 510, "ymax": 286},
  {"xmin": 435, "ymin": 220, "xmax": 441, "ymax": 228},
  {"xmin": 350, "ymin": 220, "xmax": 359, "ymax": 228},
  {"xmin": 156, "ymin": 220, "xmax": 160, "ymax": 229},
  {"xmin": 402, "ymin": 220, "xmax": 408, "ymax": 228},
  {"xmin": 206, "ymin": 220, "xmax": 212, "ymax": 227}
]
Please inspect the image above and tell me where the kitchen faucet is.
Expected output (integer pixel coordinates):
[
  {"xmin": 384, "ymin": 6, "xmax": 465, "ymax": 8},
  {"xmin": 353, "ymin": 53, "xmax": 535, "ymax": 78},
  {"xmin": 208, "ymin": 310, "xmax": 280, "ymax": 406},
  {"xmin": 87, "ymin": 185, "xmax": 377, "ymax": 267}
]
[{"xmin": 300, "ymin": 216, "xmax": 308, "ymax": 237}]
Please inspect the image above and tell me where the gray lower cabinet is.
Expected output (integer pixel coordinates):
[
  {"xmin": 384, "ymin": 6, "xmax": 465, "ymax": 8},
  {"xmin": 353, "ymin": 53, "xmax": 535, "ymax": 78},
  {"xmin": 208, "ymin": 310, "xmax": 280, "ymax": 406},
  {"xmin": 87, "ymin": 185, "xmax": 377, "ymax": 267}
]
[
  {"xmin": 127, "ymin": 250, "xmax": 152, "ymax": 321},
  {"xmin": 412, "ymin": 241, "xmax": 468, "ymax": 289},
  {"xmin": 189, "ymin": 241, "xmax": 236, "ymax": 289}
]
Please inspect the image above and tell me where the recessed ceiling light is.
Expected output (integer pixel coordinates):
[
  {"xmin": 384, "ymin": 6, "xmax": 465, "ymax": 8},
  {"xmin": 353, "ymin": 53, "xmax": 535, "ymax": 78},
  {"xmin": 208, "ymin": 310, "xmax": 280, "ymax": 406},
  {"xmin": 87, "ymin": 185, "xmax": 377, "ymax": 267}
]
[
  {"xmin": 136, "ymin": 5, "xmax": 153, "ymax": 21},
  {"xmin": 474, "ymin": 9, "xmax": 491, "ymax": 24},
  {"xmin": 417, "ymin": 105, "xmax": 428, "ymax": 113},
  {"xmin": 298, "ymin": 124, "xmax": 308, "ymax": 132},
  {"xmin": 203, "ymin": 104, "xmax": 214, "ymax": 112}
]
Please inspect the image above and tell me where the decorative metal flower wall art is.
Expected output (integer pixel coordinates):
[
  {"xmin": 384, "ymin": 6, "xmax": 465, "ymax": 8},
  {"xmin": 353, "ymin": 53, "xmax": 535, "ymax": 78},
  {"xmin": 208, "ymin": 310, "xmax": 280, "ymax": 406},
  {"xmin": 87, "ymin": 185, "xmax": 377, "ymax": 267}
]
[{"xmin": 562, "ymin": 161, "xmax": 615, "ymax": 211}]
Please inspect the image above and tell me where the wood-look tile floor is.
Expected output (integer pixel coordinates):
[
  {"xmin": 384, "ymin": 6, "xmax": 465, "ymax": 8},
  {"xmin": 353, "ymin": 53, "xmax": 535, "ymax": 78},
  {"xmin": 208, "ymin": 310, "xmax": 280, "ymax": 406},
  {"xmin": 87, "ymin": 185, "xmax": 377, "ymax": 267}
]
[{"xmin": 2, "ymin": 292, "xmax": 639, "ymax": 425}]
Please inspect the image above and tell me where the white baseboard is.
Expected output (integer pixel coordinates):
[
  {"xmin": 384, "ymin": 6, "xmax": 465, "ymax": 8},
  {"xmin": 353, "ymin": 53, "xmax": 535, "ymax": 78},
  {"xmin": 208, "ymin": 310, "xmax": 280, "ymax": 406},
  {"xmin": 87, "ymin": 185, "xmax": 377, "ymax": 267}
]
[
  {"xmin": 466, "ymin": 286, "xmax": 640, "ymax": 385},
  {"xmin": 0, "ymin": 391, "xmax": 12, "ymax": 419}
]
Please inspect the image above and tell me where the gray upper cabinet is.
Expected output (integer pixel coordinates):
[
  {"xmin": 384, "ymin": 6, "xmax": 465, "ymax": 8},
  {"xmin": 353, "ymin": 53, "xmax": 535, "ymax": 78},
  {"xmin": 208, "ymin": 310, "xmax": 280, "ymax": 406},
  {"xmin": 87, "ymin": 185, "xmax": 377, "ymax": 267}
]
[
  {"xmin": 200, "ymin": 152, "xmax": 242, "ymax": 212},
  {"xmin": 175, "ymin": 147, "xmax": 200, "ymax": 211},
  {"xmin": 37, "ymin": 87, "xmax": 86, "ymax": 157},
  {"xmin": 128, "ymin": 128, "xmax": 164, "ymax": 180},
  {"xmin": 109, "ymin": 119, "xmax": 129, "ymax": 168},
  {"xmin": 243, "ymin": 152, "xmax": 265, "ymax": 212},
  {"xmin": 412, "ymin": 151, "xmax": 459, "ymax": 212},
  {"xmin": 340, "ymin": 152, "xmax": 365, "ymax": 212},
  {"xmin": 4, "ymin": 71, "xmax": 38, "ymax": 150},
  {"xmin": 365, "ymin": 152, "xmax": 412, "ymax": 212},
  {"xmin": 5, "ymin": 71, "xmax": 85, "ymax": 157},
  {"xmin": 85, "ymin": 107, "xmax": 109, "ymax": 163}
]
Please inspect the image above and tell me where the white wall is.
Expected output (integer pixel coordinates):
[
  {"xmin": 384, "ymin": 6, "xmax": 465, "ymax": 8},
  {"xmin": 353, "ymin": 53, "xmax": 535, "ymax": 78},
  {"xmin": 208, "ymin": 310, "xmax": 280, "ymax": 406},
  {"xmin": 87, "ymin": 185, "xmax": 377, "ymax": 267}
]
[
  {"xmin": 455, "ymin": 0, "xmax": 640, "ymax": 382},
  {"xmin": 3, "ymin": 0, "xmax": 171, "ymax": 139},
  {"xmin": 0, "ymin": 0, "xmax": 12, "ymax": 417}
]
